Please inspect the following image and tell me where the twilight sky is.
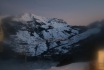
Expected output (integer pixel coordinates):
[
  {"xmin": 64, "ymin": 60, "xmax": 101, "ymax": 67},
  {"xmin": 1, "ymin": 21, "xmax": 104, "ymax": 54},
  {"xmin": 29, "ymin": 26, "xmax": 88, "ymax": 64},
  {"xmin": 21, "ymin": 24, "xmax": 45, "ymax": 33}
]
[{"xmin": 0, "ymin": 0, "xmax": 104, "ymax": 25}]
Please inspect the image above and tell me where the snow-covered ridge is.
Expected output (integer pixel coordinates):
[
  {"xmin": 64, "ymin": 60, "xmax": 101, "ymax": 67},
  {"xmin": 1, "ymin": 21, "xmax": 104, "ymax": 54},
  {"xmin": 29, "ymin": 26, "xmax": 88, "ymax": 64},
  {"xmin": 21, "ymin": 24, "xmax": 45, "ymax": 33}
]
[{"xmin": 12, "ymin": 13, "xmax": 69, "ymax": 28}]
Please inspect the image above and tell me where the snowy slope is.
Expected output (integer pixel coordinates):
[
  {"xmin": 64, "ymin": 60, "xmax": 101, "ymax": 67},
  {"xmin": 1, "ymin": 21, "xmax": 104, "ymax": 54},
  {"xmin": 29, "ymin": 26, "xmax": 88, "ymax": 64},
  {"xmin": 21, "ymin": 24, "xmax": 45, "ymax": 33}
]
[
  {"xmin": 34, "ymin": 62, "xmax": 89, "ymax": 70},
  {"xmin": 2, "ymin": 13, "xmax": 101, "ymax": 57}
]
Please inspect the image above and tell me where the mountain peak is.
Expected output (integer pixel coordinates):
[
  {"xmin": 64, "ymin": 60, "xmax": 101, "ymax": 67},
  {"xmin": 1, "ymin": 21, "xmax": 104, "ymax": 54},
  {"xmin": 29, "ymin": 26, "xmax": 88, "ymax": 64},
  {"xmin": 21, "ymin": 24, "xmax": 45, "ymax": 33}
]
[
  {"xmin": 20, "ymin": 13, "xmax": 33, "ymax": 18},
  {"xmin": 11, "ymin": 13, "xmax": 68, "ymax": 25},
  {"xmin": 12, "ymin": 13, "xmax": 48, "ymax": 23}
]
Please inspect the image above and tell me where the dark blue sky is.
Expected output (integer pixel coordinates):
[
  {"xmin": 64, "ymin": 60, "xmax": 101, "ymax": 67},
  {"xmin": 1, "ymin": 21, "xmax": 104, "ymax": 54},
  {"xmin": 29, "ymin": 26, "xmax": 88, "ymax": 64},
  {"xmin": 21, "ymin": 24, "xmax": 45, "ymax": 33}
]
[{"xmin": 0, "ymin": 0, "xmax": 104, "ymax": 25}]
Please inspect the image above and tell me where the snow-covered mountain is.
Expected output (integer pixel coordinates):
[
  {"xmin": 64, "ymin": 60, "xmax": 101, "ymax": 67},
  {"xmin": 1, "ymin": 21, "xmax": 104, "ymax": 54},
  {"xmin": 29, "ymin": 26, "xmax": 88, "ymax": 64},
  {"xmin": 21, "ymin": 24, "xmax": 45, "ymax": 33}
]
[{"xmin": 1, "ymin": 13, "xmax": 103, "ymax": 61}]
